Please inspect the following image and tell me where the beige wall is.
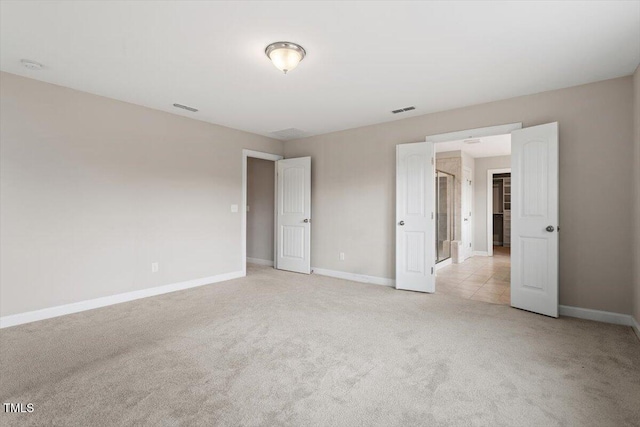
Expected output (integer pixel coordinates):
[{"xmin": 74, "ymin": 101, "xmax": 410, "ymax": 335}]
[
  {"xmin": 0, "ymin": 72, "xmax": 283, "ymax": 316},
  {"xmin": 472, "ymin": 156, "xmax": 511, "ymax": 253},
  {"xmin": 633, "ymin": 65, "xmax": 640, "ymax": 326},
  {"xmin": 247, "ymin": 157, "xmax": 275, "ymax": 262},
  {"xmin": 285, "ymin": 76, "xmax": 635, "ymax": 315}
]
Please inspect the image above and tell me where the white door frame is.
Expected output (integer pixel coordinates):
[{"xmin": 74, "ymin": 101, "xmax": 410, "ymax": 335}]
[
  {"xmin": 486, "ymin": 168, "xmax": 511, "ymax": 257},
  {"xmin": 427, "ymin": 123, "xmax": 522, "ymax": 143},
  {"xmin": 241, "ymin": 149, "xmax": 283, "ymax": 277}
]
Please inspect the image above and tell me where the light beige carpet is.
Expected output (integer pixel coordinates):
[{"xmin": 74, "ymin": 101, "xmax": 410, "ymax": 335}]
[{"xmin": 1, "ymin": 264, "xmax": 639, "ymax": 426}]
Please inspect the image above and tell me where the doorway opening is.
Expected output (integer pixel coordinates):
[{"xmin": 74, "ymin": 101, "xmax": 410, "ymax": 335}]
[
  {"xmin": 396, "ymin": 122, "xmax": 559, "ymax": 317},
  {"xmin": 247, "ymin": 157, "xmax": 276, "ymax": 270},
  {"xmin": 241, "ymin": 150, "xmax": 282, "ymax": 276},
  {"xmin": 241, "ymin": 150, "xmax": 312, "ymax": 276},
  {"xmin": 488, "ymin": 170, "xmax": 512, "ymax": 257},
  {"xmin": 433, "ymin": 132, "xmax": 512, "ymax": 305}
]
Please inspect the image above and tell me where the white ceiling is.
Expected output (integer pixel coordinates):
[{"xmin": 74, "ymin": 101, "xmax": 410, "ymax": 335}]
[
  {"xmin": 1, "ymin": 1, "xmax": 638, "ymax": 140},
  {"xmin": 435, "ymin": 134, "xmax": 511, "ymax": 158}
]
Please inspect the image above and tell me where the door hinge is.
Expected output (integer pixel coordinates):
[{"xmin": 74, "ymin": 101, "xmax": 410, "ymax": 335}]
[
  {"xmin": 431, "ymin": 267, "xmax": 434, "ymax": 275},
  {"xmin": 431, "ymin": 157, "xmax": 434, "ymax": 165},
  {"xmin": 431, "ymin": 212, "xmax": 434, "ymax": 219}
]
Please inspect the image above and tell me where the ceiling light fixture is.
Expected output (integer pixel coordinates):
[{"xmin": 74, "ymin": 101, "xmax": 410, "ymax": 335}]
[
  {"xmin": 464, "ymin": 139, "xmax": 481, "ymax": 144},
  {"xmin": 265, "ymin": 41, "xmax": 306, "ymax": 74}
]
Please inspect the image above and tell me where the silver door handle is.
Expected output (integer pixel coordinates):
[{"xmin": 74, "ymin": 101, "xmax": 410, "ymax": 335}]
[
  {"xmin": 464, "ymin": 218, "xmax": 468, "ymax": 221},
  {"xmin": 303, "ymin": 219, "xmax": 310, "ymax": 223},
  {"xmin": 546, "ymin": 225, "xmax": 555, "ymax": 232},
  {"xmin": 399, "ymin": 221, "xmax": 405, "ymax": 226}
]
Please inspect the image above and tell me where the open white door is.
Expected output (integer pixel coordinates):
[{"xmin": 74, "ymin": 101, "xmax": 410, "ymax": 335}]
[
  {"xmin": 276, "ymin": 157, "xmax": 311, "ymax": 274},
  {"xmin": 511, "ymin": 123, "xmax": 559, "ymax": 317},
  {"xmin": 396, "ymin": 142, "xmax": 436, "ymax": 292}
]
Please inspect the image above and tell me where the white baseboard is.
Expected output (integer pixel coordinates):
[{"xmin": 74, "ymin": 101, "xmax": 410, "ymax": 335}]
[
  {"xmin": 312, "ymin": 267, "xmax": 395, "ymax": 287},
  {"xmin": 473, "ymin": 251, "xmax": 489, "ymax": 257},
  {"xmin": 0, "ymin": 270, "xmax": 244, "ymax": 329},
  {"xmin": 559, "ymin": 305, "xmax": 637, "ymax": 329},
  {"xmin": 247, "ymin": 257, "xmax": 274, "ymax": 267}
]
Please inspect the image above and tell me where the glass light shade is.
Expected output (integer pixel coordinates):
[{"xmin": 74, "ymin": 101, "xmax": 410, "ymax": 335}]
[
  {"xmin": 265, "ymin": 42, "xmax": 306, "ymax": 74},
  {"xmin": 268, "ymin": 48, "xmax": 302, "ymax": 74}
]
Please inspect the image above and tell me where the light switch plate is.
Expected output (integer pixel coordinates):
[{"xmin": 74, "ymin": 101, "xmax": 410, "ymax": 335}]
[{"xmin": 231, "ymin": 204, "xmax": 238, "ymax": 213}]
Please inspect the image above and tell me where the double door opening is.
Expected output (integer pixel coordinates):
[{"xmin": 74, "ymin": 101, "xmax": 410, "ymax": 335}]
[{"xmin": 396, "ymin": 123, "xmax": 559, "ymax": 318}]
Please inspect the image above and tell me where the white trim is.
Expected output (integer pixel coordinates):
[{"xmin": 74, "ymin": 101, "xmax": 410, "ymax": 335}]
[
  {"xmin": 435, "ymin": 258, "xmax": 452, "ymax": 271},
  {"xmin": 247, "ymin": 257, "xmax": 274, "ymax": 267},
  {"xmin": 0, "ymin": 271, "xmax": 244, "ymax": 329},
  {"xmin": 312, "ymin": 267, "xmax": 395, "ymax": 287},
  {"xmin": 487, "ymin": 168, "xmax": 511, "ymax": 256},
  {"xmin": 559, "ymin": 305, "xmax": 637, "ymax": 328},
  {"xmin": 473, "ymin": 251, "xmax": 489, "ymax": 257},
  {"xmin": 242, "ymin": 149, "xmax": 283, "ymax": 276},
  {"xmin": 426, "ymin": 122, "xmax": 522, "ymax": 144}
]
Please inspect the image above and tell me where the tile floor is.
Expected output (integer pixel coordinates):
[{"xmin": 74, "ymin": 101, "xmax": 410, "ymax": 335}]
[{"xmin": 436, "ymin": 246, "xmax": 511, "ymax": 304}]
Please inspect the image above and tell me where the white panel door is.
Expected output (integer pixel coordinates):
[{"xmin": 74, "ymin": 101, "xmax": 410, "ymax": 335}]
[
  {"xmin": 462, "ymin": 167, "xmax": 473, "ymax": 260},
  {"xmin": 396, "ymin": 142, "xmax": 435, "ymax": 292},
  {"xmin": 276, "ymin": 157, "xmax": 311, "ymax": 274},
  {"xmin": 511, "ymin": 123, "xmax": 559, "ymax": 317}
]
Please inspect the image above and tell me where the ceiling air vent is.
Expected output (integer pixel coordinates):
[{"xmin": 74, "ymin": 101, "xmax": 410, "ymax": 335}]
[
  {"xmin": 173, "ymin": 103, "xmax": 198, "ymax": 112},
  {"xmin": 270, "ymin": 128, "xmax": 308, "ymax": 141},
  {"xmin": 391, "ymin": 106, "xmax": 416, "ymax": 114}
]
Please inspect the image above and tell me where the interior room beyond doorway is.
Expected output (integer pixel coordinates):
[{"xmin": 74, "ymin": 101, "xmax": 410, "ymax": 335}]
[
  {"xmin": 434, "ymin": 132, "xmax": 512, "ymax": 305},
  {"xmin": 246, "ymin": 157, "xmax": 275, "ymax": 269}
]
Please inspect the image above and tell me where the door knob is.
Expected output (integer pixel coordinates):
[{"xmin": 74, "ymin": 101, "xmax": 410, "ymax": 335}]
[
  {"xmin": 399, "ymin": 221, "xmax": 405, "ymax": 226},
  {"xmin": 303, "ymin": 219, "xmax": 310, "ymax": 223},
  {"xmin": 464, "ymin": 218, "xmax": 468, "ymax": 222},
  {"xmin": 546, "ymin": 225, "xmax": 555, "ymax": 232}
]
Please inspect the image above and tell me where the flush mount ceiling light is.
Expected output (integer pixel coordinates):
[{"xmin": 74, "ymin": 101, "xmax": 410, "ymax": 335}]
[{"xmin": 265, "ymin": 41, "xmax": 306, "ymax": 74}]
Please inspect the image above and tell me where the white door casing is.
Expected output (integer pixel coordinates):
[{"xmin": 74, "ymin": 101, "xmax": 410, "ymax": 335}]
[
  {"xmin": 510, "ymin": 123, "xmax": 559, "ymax": 317},
  {"xmin": 462, "ymin": 167, "xmax": 473, "ymax": 260},
  {"xmin": 276, "ymin": 157, "xmax": 311, "ymax": 274},
  {"xmin": 396, "ymin": 142, "xmax": 436, "ymax": 293}
]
